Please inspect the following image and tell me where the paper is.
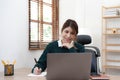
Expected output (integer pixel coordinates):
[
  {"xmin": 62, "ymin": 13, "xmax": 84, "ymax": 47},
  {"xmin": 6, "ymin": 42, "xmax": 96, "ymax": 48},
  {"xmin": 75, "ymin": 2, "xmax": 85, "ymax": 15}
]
[{"xmin": 28, "ymin": 72, "xmax": 47, "ymax": 77}]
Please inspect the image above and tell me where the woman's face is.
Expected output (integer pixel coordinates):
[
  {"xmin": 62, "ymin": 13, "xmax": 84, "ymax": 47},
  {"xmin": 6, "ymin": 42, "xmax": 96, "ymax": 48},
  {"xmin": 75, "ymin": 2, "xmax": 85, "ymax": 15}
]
[{"xmin": 61, "ymin": 26, "xmax": 76, "ymax": 43}]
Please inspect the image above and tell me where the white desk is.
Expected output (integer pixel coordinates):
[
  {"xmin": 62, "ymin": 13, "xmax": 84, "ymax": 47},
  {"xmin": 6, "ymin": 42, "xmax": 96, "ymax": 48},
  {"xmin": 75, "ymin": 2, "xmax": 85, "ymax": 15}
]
[{"xmin": 0, "ymin": 68, "xmax": 120, "ymax": 80}]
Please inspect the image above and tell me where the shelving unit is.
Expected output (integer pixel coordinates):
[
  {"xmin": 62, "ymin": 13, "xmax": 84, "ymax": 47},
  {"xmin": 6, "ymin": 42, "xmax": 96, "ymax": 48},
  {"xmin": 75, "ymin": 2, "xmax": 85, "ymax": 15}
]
[{"xmin": 102, "ymin": 6, "xmax": 120, "ymax": 74}]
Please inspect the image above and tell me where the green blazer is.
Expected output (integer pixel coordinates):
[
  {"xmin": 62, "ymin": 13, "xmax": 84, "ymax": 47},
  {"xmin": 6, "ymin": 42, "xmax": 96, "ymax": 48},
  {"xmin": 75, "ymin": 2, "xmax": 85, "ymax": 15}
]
[{"xmin": 32, "ymin": 40, "xmax": 85, "ymax": 72}]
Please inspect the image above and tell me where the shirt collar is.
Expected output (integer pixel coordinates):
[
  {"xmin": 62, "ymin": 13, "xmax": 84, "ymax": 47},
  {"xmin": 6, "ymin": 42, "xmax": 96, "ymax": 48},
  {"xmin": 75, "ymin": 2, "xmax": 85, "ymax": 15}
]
[{"xmin": 58, "ymin": 40, "xmax": 63, "ymax": 47}]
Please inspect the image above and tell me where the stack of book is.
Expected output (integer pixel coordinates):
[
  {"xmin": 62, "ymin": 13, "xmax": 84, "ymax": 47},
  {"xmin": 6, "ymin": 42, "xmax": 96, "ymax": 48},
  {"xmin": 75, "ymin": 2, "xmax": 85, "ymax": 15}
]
[{"xmin": 104, "ymin": 8, "xmax": 119, "ymax": 16}]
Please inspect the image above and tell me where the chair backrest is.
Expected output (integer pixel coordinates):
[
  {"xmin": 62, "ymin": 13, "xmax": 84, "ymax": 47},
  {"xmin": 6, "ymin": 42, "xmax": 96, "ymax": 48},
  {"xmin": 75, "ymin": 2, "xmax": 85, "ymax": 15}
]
[
  {"xmin": 77, "ymin": 35, "xmax": 91, "ymax": 45},
  {"xmin": 77, "ymin": 35, "xmax": 100, "ymax": 75}
]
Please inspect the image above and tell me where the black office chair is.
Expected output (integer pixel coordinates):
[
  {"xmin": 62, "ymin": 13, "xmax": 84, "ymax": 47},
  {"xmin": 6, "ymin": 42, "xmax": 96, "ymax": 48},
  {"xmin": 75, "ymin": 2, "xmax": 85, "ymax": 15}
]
[{"xmin": 77, "ymin": 35, "xmax": 100, "ymax": 76}]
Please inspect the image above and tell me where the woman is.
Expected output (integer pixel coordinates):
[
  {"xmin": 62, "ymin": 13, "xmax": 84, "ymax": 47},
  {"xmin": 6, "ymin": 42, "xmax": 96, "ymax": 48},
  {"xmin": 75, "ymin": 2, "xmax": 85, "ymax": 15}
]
[{"xmin": 32, "ymin": 19, "xmax": 85, "ymax": 75}]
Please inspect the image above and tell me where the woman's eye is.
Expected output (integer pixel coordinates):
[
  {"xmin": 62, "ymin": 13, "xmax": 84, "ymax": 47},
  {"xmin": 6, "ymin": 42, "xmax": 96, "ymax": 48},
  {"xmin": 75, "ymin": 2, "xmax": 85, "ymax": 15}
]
[
  {"xmin": 65, "ymin": 30, "xmax": 69, "ymax": 33},
  {"xmin": 71, "ymin": 32, "xmax": 75, "ymax": 35}
]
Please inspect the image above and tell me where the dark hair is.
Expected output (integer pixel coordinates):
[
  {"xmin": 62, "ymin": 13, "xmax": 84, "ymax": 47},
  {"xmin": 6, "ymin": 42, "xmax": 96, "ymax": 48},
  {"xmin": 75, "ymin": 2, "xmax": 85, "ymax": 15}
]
[{"xmin": 61, "ymin": 19, "xmax": 78, "ymax": 35}]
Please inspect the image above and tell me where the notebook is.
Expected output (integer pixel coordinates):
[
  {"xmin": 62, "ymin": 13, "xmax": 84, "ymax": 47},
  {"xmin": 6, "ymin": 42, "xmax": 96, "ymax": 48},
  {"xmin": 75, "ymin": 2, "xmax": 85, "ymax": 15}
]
[{"xmin": 47, "ymin": 53, "xmax": 92, "ymax": 80}]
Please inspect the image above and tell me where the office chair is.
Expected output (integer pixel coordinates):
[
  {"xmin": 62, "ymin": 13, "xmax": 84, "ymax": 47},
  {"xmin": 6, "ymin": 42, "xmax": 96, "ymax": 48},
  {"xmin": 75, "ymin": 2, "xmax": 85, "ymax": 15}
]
[{"xmin": 77, "ymin": 35, "xmax": 100, "ymax": 76}]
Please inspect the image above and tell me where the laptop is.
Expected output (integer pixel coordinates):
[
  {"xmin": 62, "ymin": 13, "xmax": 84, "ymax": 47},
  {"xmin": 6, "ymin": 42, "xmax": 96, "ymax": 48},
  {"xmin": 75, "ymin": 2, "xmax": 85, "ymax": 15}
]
[{"xmin": 47, "ymin": 53, "xmax": 92, "ymax": 80}]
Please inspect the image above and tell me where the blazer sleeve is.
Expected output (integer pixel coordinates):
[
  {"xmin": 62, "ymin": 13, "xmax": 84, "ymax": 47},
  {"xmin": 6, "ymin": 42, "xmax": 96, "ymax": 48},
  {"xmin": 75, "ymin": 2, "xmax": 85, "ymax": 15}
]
[{"xmin": 31, "ymin": 44, "xmax": 51, "ymax": 73}]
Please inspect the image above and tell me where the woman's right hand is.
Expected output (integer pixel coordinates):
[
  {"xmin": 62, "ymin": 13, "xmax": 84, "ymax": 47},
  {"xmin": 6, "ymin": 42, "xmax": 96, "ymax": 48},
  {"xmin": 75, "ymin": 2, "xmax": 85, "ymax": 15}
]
[{"xmin": 33, "ymin": 67, "xmax": 42, "ymax": 75}]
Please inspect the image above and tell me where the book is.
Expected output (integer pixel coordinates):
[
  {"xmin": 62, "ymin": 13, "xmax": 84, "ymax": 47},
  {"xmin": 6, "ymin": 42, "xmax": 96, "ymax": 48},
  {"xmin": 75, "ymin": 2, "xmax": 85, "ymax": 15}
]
[{"xmin": 90, "ymin": 74, "xmax": 110, "ymax": 80}]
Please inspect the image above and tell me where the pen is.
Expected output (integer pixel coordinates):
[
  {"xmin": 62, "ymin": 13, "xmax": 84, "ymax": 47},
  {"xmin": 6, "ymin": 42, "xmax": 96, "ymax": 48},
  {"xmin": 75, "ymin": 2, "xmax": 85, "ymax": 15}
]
[
  {"xmin": 34, "ymin": 58, "xmax": 37, "ymax": 63},
  {"xmin": 13, "ymin": 60, "xmax": 16, "ymax": 65},
  {"xmin": 1, "ymin": 60, "xmax": 6, "ymax": 65},
  {"xmin": 34, "ymin": 58, "xmax": 41, "ymax": 70}
]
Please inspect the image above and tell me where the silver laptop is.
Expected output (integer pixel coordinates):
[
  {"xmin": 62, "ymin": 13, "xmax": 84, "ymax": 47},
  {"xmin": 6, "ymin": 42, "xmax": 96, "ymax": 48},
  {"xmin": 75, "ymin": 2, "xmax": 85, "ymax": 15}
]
[{"xmin": 47, "ymin": 53, "xmax": 92, "ymax": 80}]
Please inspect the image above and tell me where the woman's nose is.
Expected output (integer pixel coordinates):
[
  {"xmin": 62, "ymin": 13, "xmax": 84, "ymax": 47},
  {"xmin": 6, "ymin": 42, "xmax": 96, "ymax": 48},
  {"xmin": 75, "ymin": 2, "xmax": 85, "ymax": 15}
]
[{"xmin": 67, "ymin": 33, "xmax": 71, "ymax": 37}]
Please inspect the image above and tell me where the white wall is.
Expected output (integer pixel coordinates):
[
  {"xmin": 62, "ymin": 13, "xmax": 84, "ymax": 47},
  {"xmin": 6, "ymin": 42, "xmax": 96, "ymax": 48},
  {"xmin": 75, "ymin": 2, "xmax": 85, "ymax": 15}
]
[
  {"xmin": 0, "ymin": 0, "xmax": 120, "ymax": 75},
  {"xmin": 0, "ymin": 0, "xmax": 43, "ymax": 71},
  {"xmin": 60, "ymin": 0, "xmax": 102, "ymax": 49},
  {"xmin": 0, "ymin": 0, "xmax": 28, "ymax": 71}
]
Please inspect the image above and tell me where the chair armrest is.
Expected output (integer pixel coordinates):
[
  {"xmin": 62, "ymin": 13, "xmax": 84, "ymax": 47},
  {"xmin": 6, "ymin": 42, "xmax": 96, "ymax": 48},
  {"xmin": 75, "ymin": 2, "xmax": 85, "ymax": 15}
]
[{"xmin": 85, "ymin": 46, "xmax": 100, "ymax": 57}]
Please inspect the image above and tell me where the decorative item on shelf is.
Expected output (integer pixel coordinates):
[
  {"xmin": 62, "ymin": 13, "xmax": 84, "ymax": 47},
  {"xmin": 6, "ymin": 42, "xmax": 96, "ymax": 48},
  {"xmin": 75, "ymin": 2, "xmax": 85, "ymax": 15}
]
[{"xmin": 112, "ymin": 28, "xmax": 117, "ymax": 34}]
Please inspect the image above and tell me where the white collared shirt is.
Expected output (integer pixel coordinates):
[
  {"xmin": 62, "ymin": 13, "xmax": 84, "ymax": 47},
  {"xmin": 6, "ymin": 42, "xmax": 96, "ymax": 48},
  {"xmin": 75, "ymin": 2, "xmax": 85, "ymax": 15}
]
[{"xmin": 58, "ymin": 40, "xmax": 63, "ymax": 47}]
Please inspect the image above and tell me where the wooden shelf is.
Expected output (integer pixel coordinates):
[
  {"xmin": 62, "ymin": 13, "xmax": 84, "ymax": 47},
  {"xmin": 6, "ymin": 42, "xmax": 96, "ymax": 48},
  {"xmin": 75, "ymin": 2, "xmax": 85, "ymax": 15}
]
[
  {"xmin": 104, "ymin": 65, "xmax": 120, "ymax": 69},
  {"xmin": 103, "ymin": 16, "xmax": 120, "ymax": 19},
  {"xmin": 106, "ymin": 28, "xmax": 120, "ymax": 30},
  {"xmin": 106, "ymin": 44, "xmax": 120, "ymax": 46},
  {"xmin": 107, "ymin": 59, "xmax": 120, "ymax": 62},
  {"xmin": 106, "ymin": 50, "xmax": 120, "ymax": 53},
  {"xmin": 104, "ymin": 33, "xmax": 120, "ymax": 35},
  {"xmin": 103, "ymin": 6, "xmax": 120, "ymax": 9}
]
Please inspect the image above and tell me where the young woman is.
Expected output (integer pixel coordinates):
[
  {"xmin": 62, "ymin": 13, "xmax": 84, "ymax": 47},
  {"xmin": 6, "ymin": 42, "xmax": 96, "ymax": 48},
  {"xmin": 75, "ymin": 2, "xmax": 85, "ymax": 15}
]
[{"xmin": 32, "ymin": 19, "xmax": 85, "ymax": 75}]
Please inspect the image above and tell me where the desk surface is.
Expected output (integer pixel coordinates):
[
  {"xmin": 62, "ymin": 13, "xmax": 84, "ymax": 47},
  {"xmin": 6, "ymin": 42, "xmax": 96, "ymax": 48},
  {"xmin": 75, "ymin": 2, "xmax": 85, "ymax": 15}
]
[
  {"xmin": 0, "ymin": 68, "xmax": 46, "ymax": 80},
  {"xmin": 0, "ymin": 68, "xmax": 120, "ymax": 80}
]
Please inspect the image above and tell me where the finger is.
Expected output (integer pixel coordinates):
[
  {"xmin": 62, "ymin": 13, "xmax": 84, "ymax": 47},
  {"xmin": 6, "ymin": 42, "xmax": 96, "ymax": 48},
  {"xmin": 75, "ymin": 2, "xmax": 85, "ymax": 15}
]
[
  {"xmin": 37, "ymin": 68, "xmax": 41, "ymax": 73},
  {"xmin": 34, "ymin": 67, "xmax": 41, "ymax": 75},
  {"xmin": 37, "ymin": 68, "xmax": 42, "ymax": 74},
  {"xmin": 62, "ymin": 43, "xmax": 68, "ymax": 48},
  {"xmin": 33, "ymin": 67, "xmax": 38, "ymax": 74},
  {"xmin": 70, "ymin": 41, "xmax": 74, "ymax": 45}
]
